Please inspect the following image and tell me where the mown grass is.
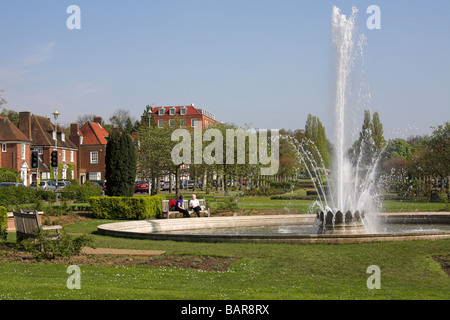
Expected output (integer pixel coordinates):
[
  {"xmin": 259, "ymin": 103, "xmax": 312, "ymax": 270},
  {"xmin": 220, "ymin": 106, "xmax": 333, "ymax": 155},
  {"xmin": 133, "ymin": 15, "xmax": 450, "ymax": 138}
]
[
  {"xmin": 1, "ymin": 196, "xmax": 448, "ymax": 300},
  {"xmin": 1, "ymin": 218, "xmax": 449, "ymax": 300}
]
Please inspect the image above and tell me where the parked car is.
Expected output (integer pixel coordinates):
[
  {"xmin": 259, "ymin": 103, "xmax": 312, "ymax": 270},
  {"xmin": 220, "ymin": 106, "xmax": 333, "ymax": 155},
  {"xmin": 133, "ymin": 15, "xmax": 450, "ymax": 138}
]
[
  {"xmin": 0, "ymin": 182, "xmax": 25, "ymax": 187},
  {"xmin": 57, "ymin": 181, "xmax": 71, "ymax": 190},
  {"xmin": 31, "ymin": 180, "xmax": 57, "ymax": 191},
  {"xmin": 135, "ymin": 181, "xmax": 149, "ymax": 193},
  {"xmin": 161, "ymin": 181, "xmax": 176, "ymax": 190}
]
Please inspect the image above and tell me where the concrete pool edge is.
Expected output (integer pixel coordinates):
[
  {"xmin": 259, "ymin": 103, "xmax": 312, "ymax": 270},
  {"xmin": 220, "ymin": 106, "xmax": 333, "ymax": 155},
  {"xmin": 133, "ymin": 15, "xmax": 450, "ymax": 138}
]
[{"xmin": 96, "ymin": 212, "xmax": 450, "ymax": 244}]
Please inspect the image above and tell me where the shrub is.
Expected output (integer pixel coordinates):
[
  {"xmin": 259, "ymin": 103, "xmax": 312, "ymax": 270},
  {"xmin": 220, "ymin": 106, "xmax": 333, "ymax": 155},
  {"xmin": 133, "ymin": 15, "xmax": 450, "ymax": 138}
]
[
  {"xmin": 0, "ymin": 167, "xmax": 19, "ymax": 183},
  {"xmin": 18, "ymin": 229, "xmax": 93, "ymax": 261},
  {"xmin": 215, "ymin": 197, "xmax": 239, "ymax": 211},
  {"xmin": 63, "ymin": 184, "xmax": 102, "ymax": 203},
  {"xmin": 269, "ymin": 181, "xmax": 294, "ymax": 190},
  {"xmin": 89, "ymin": 196, "xmax": 165, "ymax": 220},
  {"xmin": 0, "ymin": 206, "xmax": 7, "ymax": 240}
]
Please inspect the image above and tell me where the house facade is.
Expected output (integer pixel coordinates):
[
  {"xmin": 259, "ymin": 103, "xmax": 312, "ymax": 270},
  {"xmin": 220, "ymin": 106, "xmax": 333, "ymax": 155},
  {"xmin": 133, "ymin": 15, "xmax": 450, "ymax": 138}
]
[
  {"xmin": 152, "ymin": 104, "xmax": 217, "ymax": 129},
  {"xmin": 0, "ymin": 117, "xmax": 32, "ymax": 185},
  {"xmin": 18, "ymin": 111, "xmax": 78, "ymax": 182},
  {"xmin": 69, "ymin": 117, "xmax": 109, "ymax": 183}
]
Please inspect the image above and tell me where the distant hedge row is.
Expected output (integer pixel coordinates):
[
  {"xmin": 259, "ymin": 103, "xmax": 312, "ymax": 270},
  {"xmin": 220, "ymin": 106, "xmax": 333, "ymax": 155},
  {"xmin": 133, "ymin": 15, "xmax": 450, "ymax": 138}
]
[
  {"xmin": 89, "ymin": 196, "xmax": 165, "ymax": 220},
  {"xmin": 0, "ymin": 187, "xmax": 56, "ymax": 207}
]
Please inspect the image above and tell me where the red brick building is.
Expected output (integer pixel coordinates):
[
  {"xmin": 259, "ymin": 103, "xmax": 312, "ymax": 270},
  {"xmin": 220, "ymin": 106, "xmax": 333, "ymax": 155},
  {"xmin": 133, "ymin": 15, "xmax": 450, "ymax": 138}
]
[
  {"xmin": 152, "ymin": 104, "xmax": 217, "ymax": 129},
  {"xmin": 69, "ymin": 117, "xmax": 109, "ymax": 183},
  {"xmin": 0, "ymin": 117, "xmax": 32, "ymax": 185},
  {"xmin": 18, "ymin": 111, "xmax": 78, "ymax": 182}
]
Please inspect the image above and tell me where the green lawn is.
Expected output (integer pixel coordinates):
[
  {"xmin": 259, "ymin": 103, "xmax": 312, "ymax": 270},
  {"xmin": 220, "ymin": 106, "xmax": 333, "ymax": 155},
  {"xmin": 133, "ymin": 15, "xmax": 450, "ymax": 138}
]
[
  {"xmin": 234, "ymin": 196, "xmax": 448, "ymax": 213},
  {"xmin": 1, "ymin": 195, "xmax": 448, "ymax": 300},
  {"xmin": 1, "ymin": 218, "xmax": 449, "ymax": 300}
]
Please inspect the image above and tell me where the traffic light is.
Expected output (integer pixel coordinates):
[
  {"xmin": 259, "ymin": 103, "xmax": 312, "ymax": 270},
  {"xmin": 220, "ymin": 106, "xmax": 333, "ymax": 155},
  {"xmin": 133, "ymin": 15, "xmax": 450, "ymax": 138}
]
[
  {"xmin": 31, "ymin": 150, "xmax": 39, "ymax": 169},
  {"xmin": 51, "ymin": 150, "xmax": 58, "ymax": 168}
]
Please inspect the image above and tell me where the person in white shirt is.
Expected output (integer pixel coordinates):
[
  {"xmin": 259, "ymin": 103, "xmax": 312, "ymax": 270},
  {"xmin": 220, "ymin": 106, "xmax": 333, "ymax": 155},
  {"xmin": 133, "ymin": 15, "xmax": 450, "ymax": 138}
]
[{"xmin": 189, "ymin": 194, "xmax": 201, "ymax": 217}]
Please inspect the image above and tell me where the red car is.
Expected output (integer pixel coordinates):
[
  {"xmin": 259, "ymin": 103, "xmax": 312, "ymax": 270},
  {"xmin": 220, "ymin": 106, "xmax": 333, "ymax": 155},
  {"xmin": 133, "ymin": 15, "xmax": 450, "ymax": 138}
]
[{"xmin": 135, "ymin": 181, "xmax": 149, "ymax": 193}]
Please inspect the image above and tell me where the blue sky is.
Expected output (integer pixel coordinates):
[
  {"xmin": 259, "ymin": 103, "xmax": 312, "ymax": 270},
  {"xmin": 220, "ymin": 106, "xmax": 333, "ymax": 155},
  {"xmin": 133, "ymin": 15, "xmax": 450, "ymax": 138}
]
[{"xmin": 1, "ymin": 0, "xmax": 449, "ymax": 142}]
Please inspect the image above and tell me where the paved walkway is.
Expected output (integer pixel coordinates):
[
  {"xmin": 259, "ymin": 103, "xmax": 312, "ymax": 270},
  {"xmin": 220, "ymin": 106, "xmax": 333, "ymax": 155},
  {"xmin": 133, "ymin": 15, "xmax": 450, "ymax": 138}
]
[{"xmin": 82, "ymin": 247, "xmax": 165, "ymax": 256}]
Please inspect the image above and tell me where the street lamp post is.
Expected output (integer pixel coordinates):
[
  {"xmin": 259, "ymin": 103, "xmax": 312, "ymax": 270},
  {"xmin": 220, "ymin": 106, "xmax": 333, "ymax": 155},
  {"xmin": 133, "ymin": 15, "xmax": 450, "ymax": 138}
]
[
  {"xmin": 147, "ymin": 108, "xmax": 153, "ymax": 195},
  {"xmin": 52, "ymin": 109, "xmax": 60, "ymax": 188}
]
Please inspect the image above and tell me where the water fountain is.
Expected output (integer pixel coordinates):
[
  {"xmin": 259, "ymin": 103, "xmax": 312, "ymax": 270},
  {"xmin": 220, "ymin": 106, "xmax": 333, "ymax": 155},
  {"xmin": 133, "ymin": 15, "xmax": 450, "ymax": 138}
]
[{"xmin": 96, "ymin": 6, "xmax": 450, "ymax": 244}]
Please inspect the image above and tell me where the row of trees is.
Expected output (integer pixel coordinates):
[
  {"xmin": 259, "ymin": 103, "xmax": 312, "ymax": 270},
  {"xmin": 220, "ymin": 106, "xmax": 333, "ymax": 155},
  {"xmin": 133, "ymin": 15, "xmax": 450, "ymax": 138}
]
[
  {"xmin": 1, "ymin": 84, "xmax": 448, "ymax": 198},
  {"xmin": 71, "ymin": 104, "xmax": 450, "ymax": 199}
]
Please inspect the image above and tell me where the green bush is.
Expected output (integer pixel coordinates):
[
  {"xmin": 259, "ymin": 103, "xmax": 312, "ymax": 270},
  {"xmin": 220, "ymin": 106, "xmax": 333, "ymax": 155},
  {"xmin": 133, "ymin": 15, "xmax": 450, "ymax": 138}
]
[
  {"xmin": 63, "ymin": 184, "xmax": 102, "ymax": 203},
  {"xmin": 0, "ymin": 167, "xmax": 20, "ymax": 183},
  {"xmin": 18, "ymin": 229, "xmax": 93, "ymax": 261},
  {"xmin": 89, "ymin": 196, "xmax": 165, "ymax": 220},
  {"xmin": 215, "ymin": 197, "xmax": 239, "ymax": 211},
  {"xmin": 269, "ymin": 181, "xmax": 294, "ymax": 189},
  {"xmin": 0, "ymin": 206, "xmax": 7, "ymax": 240}
]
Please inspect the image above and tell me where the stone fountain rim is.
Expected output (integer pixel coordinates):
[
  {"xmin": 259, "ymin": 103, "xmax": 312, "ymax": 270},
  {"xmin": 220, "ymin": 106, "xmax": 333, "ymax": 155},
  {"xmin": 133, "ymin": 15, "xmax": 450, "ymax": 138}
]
[{"xmin": 96, "ymin": 212, "xmax": 450, "ymax": 244}]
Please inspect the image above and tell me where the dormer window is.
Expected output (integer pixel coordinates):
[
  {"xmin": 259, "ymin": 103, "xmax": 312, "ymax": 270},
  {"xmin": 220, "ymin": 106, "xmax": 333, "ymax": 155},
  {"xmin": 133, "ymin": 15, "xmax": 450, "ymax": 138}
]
[
  {"xmin": 52, "ymin": 131, "xmax": 56, "ymax": 140},
  {"xmin": 62, "ymin": 132, "xmax": 66, "ymax": 142},
  {"xmin": 180, "ymin": 107, "xmax": 187, "ymax": 115},
  {"xmin": 169, "ymin": 108, "xmax": 176, "ymax": 115},
  {"xmin": 158, "ymin": 108, "xmax": 165, "ymax": 116}
]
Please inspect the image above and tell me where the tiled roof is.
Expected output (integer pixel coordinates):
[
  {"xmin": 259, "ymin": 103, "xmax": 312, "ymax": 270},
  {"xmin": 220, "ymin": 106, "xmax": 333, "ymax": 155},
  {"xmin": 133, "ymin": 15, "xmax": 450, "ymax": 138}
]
[
  {"xmin": 80, "ymin": 121, "xmax": 109, "ymax": 145},
  {"xmin": 31, "ymin": 115, "xmax": 77, "ymax": 149},
  {"xmin": 0, "ymin": 117, "xmax": 31, "ymax": 142},
  {"xmin": 153, "ymin": 106, "xmax": 200, "ymax": 116}
]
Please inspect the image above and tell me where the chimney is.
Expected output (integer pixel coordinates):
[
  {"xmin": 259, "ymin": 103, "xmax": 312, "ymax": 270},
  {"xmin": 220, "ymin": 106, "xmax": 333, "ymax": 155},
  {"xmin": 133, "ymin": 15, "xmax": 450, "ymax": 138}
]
[
  {"xmin": 18, "ymin": 111, "xmax": 32, "ymax": 140},
  {"xmin": 93, "ymin": 117, "xmax": 103, "ymax": 126},
  {"xmin": 69, "ymin": 123, "xmax": 80, "ymax": 146}
]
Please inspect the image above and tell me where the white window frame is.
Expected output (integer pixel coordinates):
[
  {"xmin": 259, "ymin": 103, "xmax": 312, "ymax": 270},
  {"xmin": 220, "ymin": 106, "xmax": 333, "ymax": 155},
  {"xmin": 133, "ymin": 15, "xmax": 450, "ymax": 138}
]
[
  {"xmin": 61, "ymin": 132, "xmax": 66, "ymax": 142},
  {"xmin": 158, "ymin": 108, "xmax": 165, "ymax": 116},
  {"xmin": 21, "ymin": 143, "xmax": 26, "ymax": 159},
  {"xmin": 90, "ymin": 151, "xmax": 98, "ymax": 164},
  {"xmin": 180, "ymin": 119, "xmax": 186, "ymax": 127},
  {"xmin": 169, "ymin": 108, "xmax": 176, "ymax": 115},
  {"xmin": 89, "ymin": 172, "xmax": 101, "ymax": 181},
  {"xmin": 191, "ymin": 118, "xmax": 198, "ymax": 127},
  {"xmin": 2, "ymin": 143, "xmax": 6, "ymax": 152},
  {"xmin": 53, "ymin": 131, "xmax": 56, "ymax": 140},
  {"xmin": 158, "ymin": 119, "xmax": 164, "ymax": 128},
  {"xmin": 180, "ymin": 107, "xmax": 187, "ymax": 115},
  {"xmin": 169, "ymin": 119, "xmax": 175, "ymax": 127},
  {"xmin": 70, "ymin": 151, "xmax": 74, "ymax": 163}
]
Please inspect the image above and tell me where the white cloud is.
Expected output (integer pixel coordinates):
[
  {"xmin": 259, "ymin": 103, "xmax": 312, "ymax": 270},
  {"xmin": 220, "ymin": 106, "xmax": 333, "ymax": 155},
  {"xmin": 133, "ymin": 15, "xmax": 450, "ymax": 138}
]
[{"xmin": 19, "ymin": 42, "xmax": 56, "ymax": 67}]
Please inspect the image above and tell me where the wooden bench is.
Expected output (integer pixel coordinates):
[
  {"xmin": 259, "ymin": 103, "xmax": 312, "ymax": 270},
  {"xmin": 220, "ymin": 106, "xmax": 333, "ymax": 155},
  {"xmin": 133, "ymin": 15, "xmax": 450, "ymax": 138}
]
[
  {"xmin": 161, "ymin": 199, "xmax": 210, "ymax": 219},
  {"xmin": 13, "ymin": 209, "xmax": 62, "ymax": 243}
]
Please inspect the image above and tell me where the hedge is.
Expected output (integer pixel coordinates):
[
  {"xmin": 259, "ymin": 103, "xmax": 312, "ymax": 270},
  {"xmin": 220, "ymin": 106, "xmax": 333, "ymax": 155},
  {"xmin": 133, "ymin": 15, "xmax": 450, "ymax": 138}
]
[
  {"xmin": 0, "ymin": 206, "xmax": 7, "ymax": 240},
  {"xmin": 89, "ymin": 196, "xmax": 165, "ymax": 220},
  {"xmin": 0, "ymin": 187, "xmax": 55, "ymax": 208}
]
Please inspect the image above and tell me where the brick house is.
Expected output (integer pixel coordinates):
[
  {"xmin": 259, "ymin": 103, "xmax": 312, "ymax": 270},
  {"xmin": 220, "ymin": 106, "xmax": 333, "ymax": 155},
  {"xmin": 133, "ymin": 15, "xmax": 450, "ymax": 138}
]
[
  {"xmin": 18, "ymin": 111, "xmax": 78, "ymax": 182},
  {"xmin": 151, "ymin": 104, "xmax": 218, "ymax": 185},
  {"xmin": 69, "ymin": 117, "xmax": 109, "ymax": 183},
  {"xmin": 0, "ymin": 117, "xmax": 32, "ymax": 185},
  {"xmin": 152, "ymin": 104, "xmax": 217, "ymax": 129}
]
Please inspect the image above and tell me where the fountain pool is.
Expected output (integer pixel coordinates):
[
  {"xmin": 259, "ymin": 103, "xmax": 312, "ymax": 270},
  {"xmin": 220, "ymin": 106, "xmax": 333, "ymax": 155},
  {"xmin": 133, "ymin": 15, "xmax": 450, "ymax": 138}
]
[{"xmin": 97, "ymin": 213, "xmax": 450, "ymax": 244}]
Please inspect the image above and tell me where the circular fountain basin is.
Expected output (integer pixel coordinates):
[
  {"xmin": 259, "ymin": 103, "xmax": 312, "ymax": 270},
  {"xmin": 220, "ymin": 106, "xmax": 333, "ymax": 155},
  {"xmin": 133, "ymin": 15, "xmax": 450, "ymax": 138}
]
[{"xmin": 97, "ymin": 212, "xmax": 450, "ymax": 244}]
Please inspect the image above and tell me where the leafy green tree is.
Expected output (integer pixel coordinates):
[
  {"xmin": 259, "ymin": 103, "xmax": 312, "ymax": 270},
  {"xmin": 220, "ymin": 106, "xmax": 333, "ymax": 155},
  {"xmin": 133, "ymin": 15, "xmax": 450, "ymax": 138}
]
[
  {"xmin": 304, "ymin": 114, "xmax": 331, "ymax": 168},
  {"xmin": 415, "ymin": 122, "xmax": 450, "ymax": 178},
  {"xmin": 349, "ymin": 110, "xmax": 386, "ymax": 167}
]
